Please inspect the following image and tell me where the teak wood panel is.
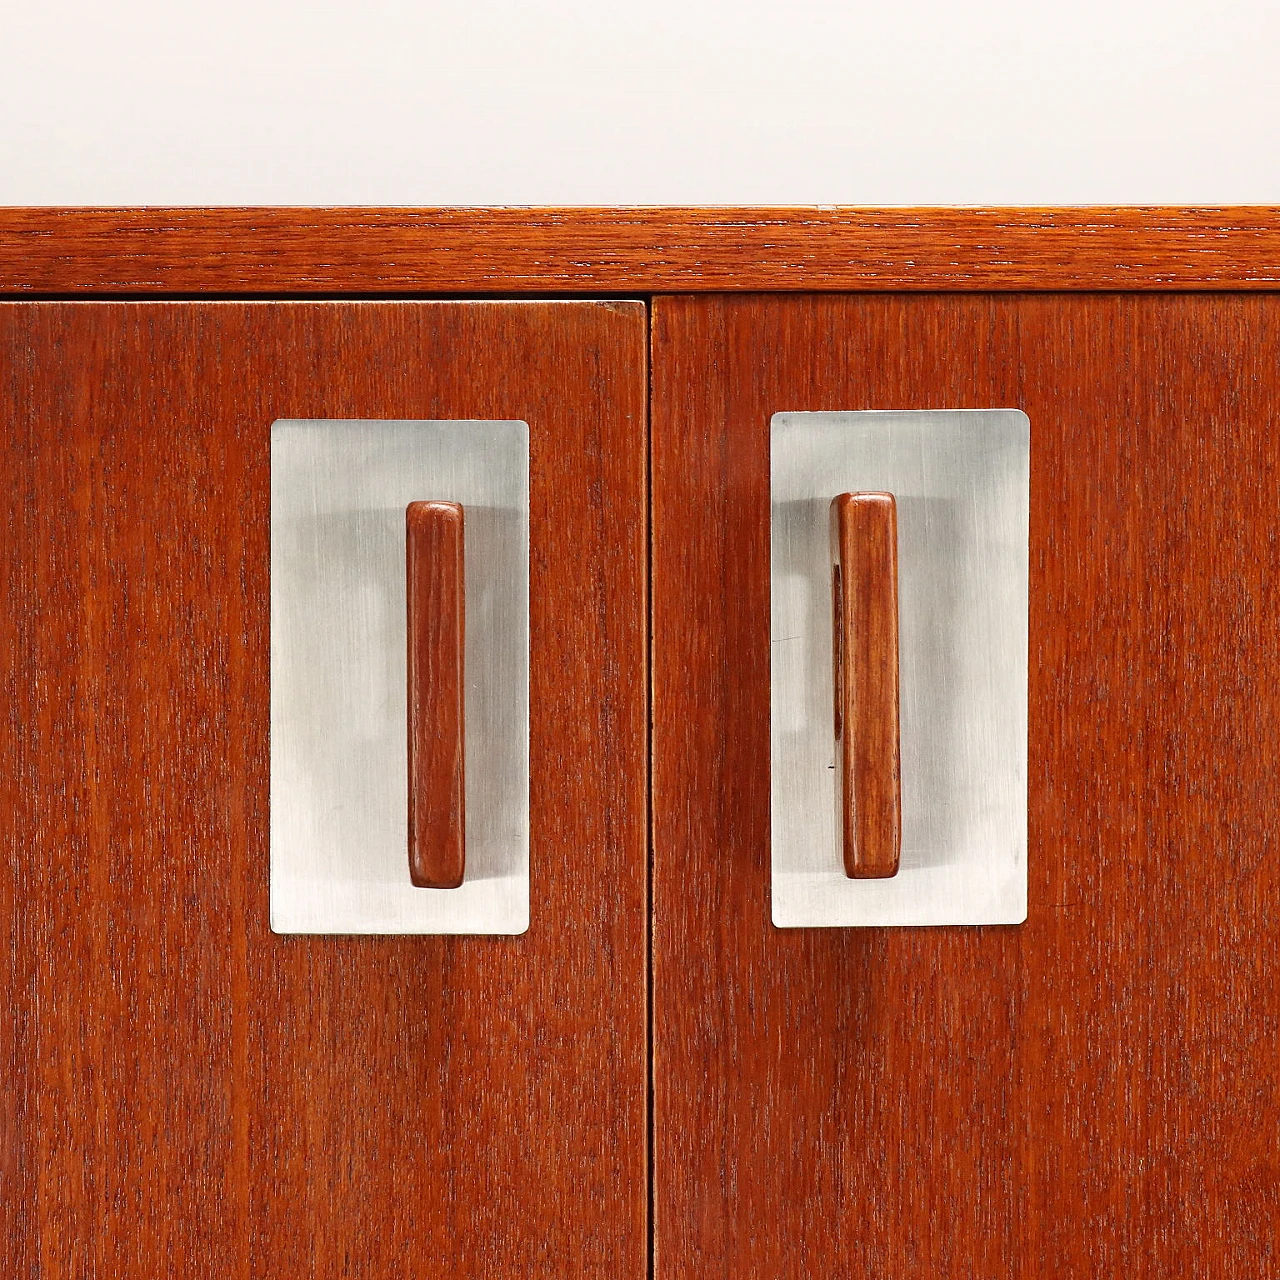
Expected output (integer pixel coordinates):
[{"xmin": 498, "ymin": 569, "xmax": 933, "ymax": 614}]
[
  {"xmin": 651, "ymin": 293, "xmax": 1280, "ymax": 1278},
  {"xmin": 0, "ymin": 300, "xmax": 648, "ymax": 1277},
  {"xmin": 3, "ymin": 207, "xmax": 1280, "ymax": 294}
]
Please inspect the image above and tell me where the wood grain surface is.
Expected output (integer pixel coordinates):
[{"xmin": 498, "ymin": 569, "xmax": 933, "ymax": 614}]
[
  {"xmin": 0, "ymin": 300, "xmax": 648, "ymax": 1277},
  {"xmin": 830, "ymin": 492, "xmax": 901, "ymax": 879},
  {"xmin": 651, "ymin": 293, "xmax": 1280, "ymax": 1278},
  {"xmin": 2, "ymin": 207, "xmax": 1280, "ymax": 294},
  {"xmin": 406, "ymin": 500, "xmax": 466, "ymax": 890}
]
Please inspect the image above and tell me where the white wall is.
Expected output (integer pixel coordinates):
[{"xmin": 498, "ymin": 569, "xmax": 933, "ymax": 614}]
[{"xmin": 2, "ymin": 0, "xmax": 1277, "ymax": 204}]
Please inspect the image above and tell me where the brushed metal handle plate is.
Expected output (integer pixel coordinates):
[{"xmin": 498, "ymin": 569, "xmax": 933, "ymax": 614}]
[
  {"xmin": 770, "ymin": 410, "xmax": 1029, "ymax": 928},
  {"xmin": 270, "ymin": 420, "xmax": 529, "ymax": 935}
]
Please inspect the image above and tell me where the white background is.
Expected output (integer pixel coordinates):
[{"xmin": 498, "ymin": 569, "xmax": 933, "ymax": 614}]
[{"xmin": 2, "ymin": 0, "xmax": 1277, "ymax": 204}]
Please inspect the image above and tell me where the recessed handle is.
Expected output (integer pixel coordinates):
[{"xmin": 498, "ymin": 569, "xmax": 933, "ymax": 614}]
[
  {"xmin": 406, "ymin": 500, "xmax": 466, "ymax": 889},
  {"xmin": 830, "ymin": 492, "xmax": 901, "ymax": 878}
]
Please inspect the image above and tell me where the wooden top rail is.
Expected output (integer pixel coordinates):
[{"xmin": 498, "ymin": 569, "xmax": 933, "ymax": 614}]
[{"xmin": 2, "ymin": 206, "xmax": 1279, "ymax": 294}]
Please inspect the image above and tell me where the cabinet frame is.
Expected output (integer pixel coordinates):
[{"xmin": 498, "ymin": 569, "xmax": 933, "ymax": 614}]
[{"xmin": 4, "ymin": 207, "xmax": 1279, "ymax": 1279}]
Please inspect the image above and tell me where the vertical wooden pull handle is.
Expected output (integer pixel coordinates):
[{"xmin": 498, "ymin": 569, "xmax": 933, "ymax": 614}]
[
  {"xmin": 406, "ymin": 500, "xmax": 465, "ymax": 889},
  {"xmin": 830, "ymin": 492, "xmax": 901, "ymax": 878}
]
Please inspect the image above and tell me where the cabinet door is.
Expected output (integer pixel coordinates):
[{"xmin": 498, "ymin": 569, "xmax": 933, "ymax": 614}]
[
  {"xmin": 651, "ymin": 293, "xmax": 1280, "ymax": 1277},
  {"xmin": 0, "ymin": 301, "xmax": 648, "ymax": 1277}
]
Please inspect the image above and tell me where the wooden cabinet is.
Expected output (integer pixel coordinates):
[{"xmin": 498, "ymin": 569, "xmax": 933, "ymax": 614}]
[{"xmin": 3, "ymin": 210, "xmax": 1279, "ymax": 1277}]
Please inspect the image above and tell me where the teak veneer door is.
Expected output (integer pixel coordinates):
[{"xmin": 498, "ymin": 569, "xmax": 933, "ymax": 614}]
[
  {"xmin": 651, "ymin": 293, "xmax": 1280, "ymax": 1278},
  {"xmin": 0, "ymin": 300, "xmax": 648, "ymax": 1277}
]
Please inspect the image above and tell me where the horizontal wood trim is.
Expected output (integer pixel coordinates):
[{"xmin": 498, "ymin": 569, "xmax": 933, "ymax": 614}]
[{"xmin": 1, "ymin": 207, "xmax": 1279, "ymax": 294}]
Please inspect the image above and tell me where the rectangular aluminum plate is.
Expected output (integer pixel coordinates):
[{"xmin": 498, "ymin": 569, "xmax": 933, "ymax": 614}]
[
  {"xmin": 771, "ymin": 410, "xmax": 1029, "ymax": 927},
  {"xmin": 271, "ymin": 420, "xmax": 529, "ymax": 934}
]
